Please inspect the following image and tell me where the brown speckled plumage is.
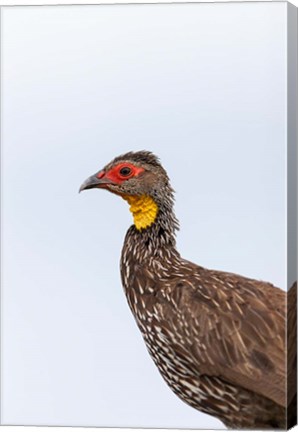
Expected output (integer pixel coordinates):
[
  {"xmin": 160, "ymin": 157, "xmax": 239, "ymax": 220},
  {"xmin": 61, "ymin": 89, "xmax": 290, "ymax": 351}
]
[{"xmin": 80, "ymin": 151, "xmax": 297, "ymax": 429}]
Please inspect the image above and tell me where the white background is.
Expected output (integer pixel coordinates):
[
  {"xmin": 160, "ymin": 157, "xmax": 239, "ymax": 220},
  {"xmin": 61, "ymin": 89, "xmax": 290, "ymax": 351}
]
[{"xmin": 0, "ymin": 1, "xmax": 294, "ymax": 431}]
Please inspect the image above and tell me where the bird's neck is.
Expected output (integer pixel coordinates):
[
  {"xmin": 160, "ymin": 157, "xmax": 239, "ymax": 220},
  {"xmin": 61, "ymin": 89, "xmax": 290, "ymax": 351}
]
[{"xmin": 122, "ymin": 195, "xmax": 180, "ymax": 264}]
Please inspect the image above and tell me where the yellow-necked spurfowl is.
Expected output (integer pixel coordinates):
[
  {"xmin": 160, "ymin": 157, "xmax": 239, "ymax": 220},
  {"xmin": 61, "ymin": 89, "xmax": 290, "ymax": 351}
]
[{"xmin": 80, "ymin": 151, "xmax": 296, "ymax": 429}]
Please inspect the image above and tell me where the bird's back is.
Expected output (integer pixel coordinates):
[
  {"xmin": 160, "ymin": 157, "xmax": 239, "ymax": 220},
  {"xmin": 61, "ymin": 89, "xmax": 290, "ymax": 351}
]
[{"xmin": 121, "ymin": 226, "xmax": 293, "ymax": 428}]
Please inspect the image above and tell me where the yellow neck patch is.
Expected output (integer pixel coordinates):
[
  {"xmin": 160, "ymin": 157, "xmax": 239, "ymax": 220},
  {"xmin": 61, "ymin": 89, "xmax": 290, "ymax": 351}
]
[{"xmin": 122, "ymin": 195, "xmax": 159, "ymax": 230}]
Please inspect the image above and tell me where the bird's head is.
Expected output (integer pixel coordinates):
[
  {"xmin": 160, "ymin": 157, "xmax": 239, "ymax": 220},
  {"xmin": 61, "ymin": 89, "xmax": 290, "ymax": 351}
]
[{"xmin": 80, "ymin": 151, "xmax": 175, "ymax": 231}]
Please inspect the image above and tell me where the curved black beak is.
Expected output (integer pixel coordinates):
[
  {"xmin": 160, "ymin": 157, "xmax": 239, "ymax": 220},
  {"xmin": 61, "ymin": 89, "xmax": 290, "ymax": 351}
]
[{"xmin": 79, "ymin": 174, "xmax": 113, "ymax": 193}]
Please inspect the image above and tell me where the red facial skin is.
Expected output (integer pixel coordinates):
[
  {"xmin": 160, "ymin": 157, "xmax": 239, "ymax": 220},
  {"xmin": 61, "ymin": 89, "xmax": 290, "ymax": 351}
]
[{"xmin": 96, "ymin": 163, "xmax": 144, "ymax": 184}]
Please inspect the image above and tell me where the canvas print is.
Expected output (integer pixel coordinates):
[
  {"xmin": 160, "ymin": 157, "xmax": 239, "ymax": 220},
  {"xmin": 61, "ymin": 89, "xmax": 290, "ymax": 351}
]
[{"xmin": 1, "ymin": 2, "xmax": 297, "ymax": 430}]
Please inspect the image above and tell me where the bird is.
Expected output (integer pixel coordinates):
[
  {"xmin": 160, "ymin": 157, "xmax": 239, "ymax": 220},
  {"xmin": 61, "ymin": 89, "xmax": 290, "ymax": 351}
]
[{"xmin": 80, "ymin": 150, "xmax": 296, "ymax": 429}]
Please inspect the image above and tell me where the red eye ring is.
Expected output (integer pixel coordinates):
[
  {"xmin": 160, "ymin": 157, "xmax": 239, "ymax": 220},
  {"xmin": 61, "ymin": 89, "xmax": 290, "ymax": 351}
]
[
  {"xmin": 119, "ymin": 166, "xmax": 132, "ymax": 177},
  {"xmin": 104, "ymin": 163, "xmax": 144, "ymax": 184}
]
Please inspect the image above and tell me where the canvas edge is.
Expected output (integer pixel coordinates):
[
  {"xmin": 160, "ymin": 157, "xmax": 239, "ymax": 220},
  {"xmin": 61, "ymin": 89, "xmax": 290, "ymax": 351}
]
[
  {"xmin": 0, "ymin": 5, "xmax": 3, "ymax": 427},
  {"xmin": 287, "ymin": 2, "xmax": 297, "ymax": 292},
  {"xmin": 0, "ymin": 0, "xmax": 292, "ymax": 7},
  {"xmin": 286, "ymin": 1, "xmax": 298, "ymax": 429}
]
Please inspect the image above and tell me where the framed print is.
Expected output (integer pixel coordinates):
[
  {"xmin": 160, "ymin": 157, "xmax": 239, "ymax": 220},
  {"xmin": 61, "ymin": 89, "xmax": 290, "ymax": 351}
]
[{"xmin": 1, "ymin": 1, "xmax": 297, "ymax": 429}]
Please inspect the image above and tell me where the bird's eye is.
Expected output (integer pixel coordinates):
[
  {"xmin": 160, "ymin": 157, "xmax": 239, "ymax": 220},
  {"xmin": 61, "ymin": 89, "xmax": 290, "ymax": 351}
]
[{"xmin": 119, "ymin": 166, "xmax": 132, "ymax": 177}]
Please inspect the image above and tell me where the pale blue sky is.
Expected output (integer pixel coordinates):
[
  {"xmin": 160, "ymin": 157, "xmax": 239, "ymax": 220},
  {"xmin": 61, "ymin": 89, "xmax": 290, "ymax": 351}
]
[{"xmin": 1, "ymin": 2, "xmax": 287, "ymax": 428}]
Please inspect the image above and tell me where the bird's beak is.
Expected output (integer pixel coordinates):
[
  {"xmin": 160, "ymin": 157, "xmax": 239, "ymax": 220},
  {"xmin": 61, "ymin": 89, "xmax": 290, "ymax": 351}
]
[{"xmin": 79, "ymin": 173, "xmax": 113, "ymax": 193}]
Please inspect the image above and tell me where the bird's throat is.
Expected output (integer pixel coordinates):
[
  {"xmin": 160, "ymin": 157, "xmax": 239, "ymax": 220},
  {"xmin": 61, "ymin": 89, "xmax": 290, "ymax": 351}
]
[{"xmin": 122, "ymin": 194, "xmax": 159, "ymax": 230}]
